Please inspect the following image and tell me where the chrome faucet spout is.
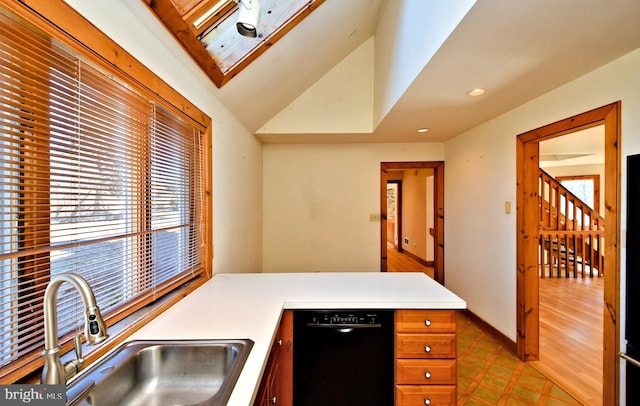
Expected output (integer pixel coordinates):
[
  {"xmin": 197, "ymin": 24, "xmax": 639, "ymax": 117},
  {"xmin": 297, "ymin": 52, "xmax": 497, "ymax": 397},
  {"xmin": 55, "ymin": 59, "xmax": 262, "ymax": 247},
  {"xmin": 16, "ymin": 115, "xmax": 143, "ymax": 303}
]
[{"xmin": 41, "ymin": 273, "xmax": 108, "ymax": 385}]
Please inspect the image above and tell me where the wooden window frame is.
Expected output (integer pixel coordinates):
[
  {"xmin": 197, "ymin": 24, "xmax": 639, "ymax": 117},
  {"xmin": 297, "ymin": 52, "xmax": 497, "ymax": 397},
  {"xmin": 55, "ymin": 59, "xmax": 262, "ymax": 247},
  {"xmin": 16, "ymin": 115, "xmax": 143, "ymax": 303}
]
[
  {"xmin": 143, "ymin": 0, "xmax": 326, "ymax": 88},
  {"xmin": 556, "ymin": 174, "xmax": 600, "ymax": 213},
  {"xmin": 0, "ymin": 0, "xmax": 213, "ymax": 383}
]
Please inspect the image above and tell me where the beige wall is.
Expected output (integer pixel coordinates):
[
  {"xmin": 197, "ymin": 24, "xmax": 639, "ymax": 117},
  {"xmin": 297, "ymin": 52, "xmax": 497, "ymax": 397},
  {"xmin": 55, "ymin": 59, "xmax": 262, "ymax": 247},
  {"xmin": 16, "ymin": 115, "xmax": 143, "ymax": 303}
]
[
  {"xmin": 262, "ymin": 143, "xmax": 444, "ymax": 273},
  {"xmin": 445, "ymin": 47, "xmax": 640, "ymax": 362},
  {"xmin": 400, "ymin": 169, "xmax": 434, "ymax": 262}
]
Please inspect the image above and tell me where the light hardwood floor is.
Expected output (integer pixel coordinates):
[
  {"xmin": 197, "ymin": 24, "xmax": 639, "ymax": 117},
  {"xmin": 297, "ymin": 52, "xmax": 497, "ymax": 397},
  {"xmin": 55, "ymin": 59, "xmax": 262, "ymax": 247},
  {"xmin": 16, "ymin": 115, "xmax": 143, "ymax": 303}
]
[
  {"xmin": 386, "ymin": 243, "xmax": 434, "ymax": 278},
  {"xmin": 530, "ymin": 276, "xmax": 604, "ymax": 406}
]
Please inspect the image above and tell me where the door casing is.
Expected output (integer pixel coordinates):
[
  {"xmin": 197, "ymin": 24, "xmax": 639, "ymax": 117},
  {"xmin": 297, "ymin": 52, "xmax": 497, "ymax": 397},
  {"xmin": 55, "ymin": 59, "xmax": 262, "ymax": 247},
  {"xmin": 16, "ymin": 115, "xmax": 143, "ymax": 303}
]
[
  {"xmin": 380, "ymin": 161, "xmax": 444, "ymax": 284},
  {"xmin": 516, "ymin": 102, "xmax": 621, "ymax": 405}
]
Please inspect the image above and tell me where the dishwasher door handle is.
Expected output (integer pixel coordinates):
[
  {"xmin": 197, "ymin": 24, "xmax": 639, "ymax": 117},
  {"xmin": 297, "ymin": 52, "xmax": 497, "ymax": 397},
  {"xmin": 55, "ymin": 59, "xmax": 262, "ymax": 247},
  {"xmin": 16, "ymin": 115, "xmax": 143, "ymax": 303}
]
[{"xmin": 620, "ymin": 352, "xmax": 640, "ymax": 368}]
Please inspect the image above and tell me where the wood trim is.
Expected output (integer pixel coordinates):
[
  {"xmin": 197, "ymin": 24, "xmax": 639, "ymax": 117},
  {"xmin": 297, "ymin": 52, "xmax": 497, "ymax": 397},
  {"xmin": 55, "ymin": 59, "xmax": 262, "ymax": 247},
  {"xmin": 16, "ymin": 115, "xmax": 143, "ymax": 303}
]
[
  {"xmin": 145, "ymin": 0, "xmax": 226, "ymax": 86},
  {"xmin": 518, "ymin": 104, "xmax": 615, "ymax": 144},
  {"xmin": 603, "ymin": 102, "xmax": 621, "ymax": 406},
  {"xmin": 0, "ymin": 0, "xmax": 213, "ymax": 278},
  {"xmin": 516, "ymin": 102, "xmax": 621, "ymax": 405},
  {"xmin": 380, "ymin": 164, "xmax": 388, "ymax": 272},
  {"xmin": 380, "ymin": 162, "xmax": 445, "ymax": 284},
  {"xmin": 401, "ymin": 249, "xmax": 433, "ymax": 268},
  {"xmin": 517, "ymin": 140, "xmax": 540, "ymax": 360},
  {"xmin": 14, "ymin": 0, "xmax": 210, "ymax": 128},
  {"xmin": 435, "ymin": 162, "xmax": 445, "ymax": 283},
  {"xmin": 144, "ymin": 0, "xmax": 326, "ymax": 88},
  {"xmin": 0, "ymin": 0, "xmax": 214, "ymax": 382},
  {"xmin": 219, "ymin": 0, "xmax": 325, "ymax": 87},
  {"xmin": 464, "ymin": 309, "xmax": 517, "ymax": 356},
  {"xmin": 555, "ymin": 174, "xmax": 601, "ymax": 213}
]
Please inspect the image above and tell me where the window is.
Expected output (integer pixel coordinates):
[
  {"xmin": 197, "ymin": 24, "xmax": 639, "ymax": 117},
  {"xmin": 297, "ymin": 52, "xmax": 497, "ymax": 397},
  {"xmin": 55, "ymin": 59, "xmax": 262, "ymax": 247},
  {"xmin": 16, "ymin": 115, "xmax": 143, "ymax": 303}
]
[
  {"xmin": 148, "ymin": 0, "xmax": 326, "ymax": 87},
  {"xmin": 558, "ymin": 174, "xmax": 600, "ymax": 212},
  {"xmin": 0, "ymin": 6, "xmax": 209, "ymax": 381}
]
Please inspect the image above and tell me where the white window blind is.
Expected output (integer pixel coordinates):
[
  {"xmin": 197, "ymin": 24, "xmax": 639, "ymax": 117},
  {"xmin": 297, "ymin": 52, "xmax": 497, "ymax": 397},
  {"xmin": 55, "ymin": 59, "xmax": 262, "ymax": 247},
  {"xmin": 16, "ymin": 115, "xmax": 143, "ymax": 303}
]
[{"xmin": 0, "ymin": 9, "xmax": 204, "ymax": 377}]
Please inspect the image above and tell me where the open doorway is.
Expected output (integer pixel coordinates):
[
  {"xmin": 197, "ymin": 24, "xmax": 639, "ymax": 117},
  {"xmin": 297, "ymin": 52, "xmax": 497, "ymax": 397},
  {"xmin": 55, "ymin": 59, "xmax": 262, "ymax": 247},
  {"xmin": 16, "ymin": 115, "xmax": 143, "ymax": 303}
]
[
  {"xmin": 516, "ymin": 102, "xmax": 621, "ymax": 405},
  {"xmin": 380, "ymin": 161, "xmax": 444, "ymax": 284},
  {"xmin": 533, "ymin": 126, "xmax": 605, "ymax": 405}
]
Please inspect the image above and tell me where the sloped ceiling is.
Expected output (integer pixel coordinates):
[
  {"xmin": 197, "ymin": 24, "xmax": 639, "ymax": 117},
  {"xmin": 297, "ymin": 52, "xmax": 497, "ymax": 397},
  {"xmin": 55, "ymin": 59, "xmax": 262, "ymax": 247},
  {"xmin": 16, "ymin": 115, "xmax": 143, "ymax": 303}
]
[
  {"xmin": 72, "ymin": 0, "xmax": 640, "ymax": 144},
  {"xmin": 220, "ymin": 0, "xmax": 640, "ymax": 143},
  {"xmin": 214, "ymin": 0, "xmax": 384, "ymax": 134}
]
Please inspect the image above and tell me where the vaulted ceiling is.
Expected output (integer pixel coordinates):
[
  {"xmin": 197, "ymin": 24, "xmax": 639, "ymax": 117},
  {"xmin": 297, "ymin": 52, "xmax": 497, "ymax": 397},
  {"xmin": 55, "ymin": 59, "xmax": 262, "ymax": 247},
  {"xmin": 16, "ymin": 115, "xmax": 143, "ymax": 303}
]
[{"xmin": 141, "ymin": 0, "xmax": 640, "ymax": 144}]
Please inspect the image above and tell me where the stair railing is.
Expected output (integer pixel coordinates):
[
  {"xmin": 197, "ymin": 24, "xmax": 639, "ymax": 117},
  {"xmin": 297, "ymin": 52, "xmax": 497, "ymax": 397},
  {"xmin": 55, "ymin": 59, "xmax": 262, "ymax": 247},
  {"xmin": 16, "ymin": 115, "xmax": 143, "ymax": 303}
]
[{"xmin": 538, "ymin": 169, "xmax": 605, "ymax": 277}]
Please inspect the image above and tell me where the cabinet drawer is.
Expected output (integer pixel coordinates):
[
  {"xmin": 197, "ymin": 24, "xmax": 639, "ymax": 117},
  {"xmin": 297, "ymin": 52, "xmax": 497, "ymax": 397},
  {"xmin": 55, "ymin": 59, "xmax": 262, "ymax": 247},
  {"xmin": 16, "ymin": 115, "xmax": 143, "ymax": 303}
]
[
  {"xmin": 396, "ymin": 385, "xmax": 456, "ymax": 406},
  {"xmin": 396, "ymin": 359, "xmax": 456, "ymax": 385},
  {"xmin": 396, "ymin": 333, "xmax": 456, "ymax": 358},
  {"xmin": 396, "ymin": 310, "xmax": 456, "ymax": 333}
]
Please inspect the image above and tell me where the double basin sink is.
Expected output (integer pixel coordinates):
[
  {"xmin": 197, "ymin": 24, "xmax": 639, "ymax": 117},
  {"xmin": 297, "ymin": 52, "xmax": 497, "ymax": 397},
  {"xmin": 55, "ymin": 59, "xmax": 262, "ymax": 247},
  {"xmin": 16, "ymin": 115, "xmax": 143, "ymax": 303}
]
[{"xmin": 66, "ymin": 339, "xmax": 253, "ymax": 406}]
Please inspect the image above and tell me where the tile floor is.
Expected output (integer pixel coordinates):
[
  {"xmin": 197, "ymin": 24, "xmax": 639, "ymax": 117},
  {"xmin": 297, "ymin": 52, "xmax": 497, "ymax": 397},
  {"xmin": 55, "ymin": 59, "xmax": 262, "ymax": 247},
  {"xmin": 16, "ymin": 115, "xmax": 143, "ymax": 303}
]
[{"xmin": 457, "ymin": 313, "xmax": 582, "ymax": 405}]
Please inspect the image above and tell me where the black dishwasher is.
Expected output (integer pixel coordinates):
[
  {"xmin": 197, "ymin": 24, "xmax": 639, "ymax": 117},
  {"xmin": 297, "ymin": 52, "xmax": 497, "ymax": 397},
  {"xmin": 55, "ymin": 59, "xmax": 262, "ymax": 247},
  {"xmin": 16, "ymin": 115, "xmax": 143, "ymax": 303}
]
[{"xmin": 293, "ymin": 309, "xmax": 394, "ymax": 406}]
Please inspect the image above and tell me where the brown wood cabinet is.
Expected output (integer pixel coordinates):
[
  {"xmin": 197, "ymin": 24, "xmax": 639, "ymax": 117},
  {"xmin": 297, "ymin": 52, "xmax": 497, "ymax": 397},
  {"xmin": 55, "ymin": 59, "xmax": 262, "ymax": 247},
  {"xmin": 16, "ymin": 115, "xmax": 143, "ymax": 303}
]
[
  {"xmin": 395, "ymin": 310, "xmax": 457, "ymax": 406},
  {"xmin": 255, "ymin": 309, "xmax": 458, "ymax": 406},
  {"xmin": 254, "ymin": 311, "xmax": 293, "ymax": 406}
]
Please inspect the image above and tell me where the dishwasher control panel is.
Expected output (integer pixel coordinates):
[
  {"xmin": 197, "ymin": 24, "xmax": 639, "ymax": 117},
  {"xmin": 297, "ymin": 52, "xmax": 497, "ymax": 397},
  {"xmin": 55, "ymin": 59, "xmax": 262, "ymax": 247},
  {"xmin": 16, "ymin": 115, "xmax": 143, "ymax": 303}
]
[{"xmin": 301, "ymin": 311, "xmax": 384, "ymax": 326}]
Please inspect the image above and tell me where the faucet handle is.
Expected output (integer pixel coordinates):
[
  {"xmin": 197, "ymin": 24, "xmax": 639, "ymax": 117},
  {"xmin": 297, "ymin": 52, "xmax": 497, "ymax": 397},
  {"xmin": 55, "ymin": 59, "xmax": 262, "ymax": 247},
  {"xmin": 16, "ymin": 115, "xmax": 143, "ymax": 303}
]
[
  {"xmin": 74, "ymin": 334, "xmax": 83, "ymax": 361},
  {"xmin": 62, "ymin": 334, "xmax": 85, "ymax": 381}
]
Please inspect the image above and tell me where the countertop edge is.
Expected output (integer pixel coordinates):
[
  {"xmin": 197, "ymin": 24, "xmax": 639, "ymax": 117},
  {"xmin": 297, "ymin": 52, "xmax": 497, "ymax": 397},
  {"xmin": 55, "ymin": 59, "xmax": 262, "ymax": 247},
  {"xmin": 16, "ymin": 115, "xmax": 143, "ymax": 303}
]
[{"xmin": 120, "ymin": 272, "xmax": 467, "ymax": 406}]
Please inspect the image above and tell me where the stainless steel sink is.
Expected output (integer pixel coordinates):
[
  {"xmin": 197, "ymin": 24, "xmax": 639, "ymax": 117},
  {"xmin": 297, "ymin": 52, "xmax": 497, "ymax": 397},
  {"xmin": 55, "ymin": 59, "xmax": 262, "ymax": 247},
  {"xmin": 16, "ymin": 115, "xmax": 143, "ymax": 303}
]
[{"xmin": 66, "ymin": 339, "xmax": 253, "ymax": 406}]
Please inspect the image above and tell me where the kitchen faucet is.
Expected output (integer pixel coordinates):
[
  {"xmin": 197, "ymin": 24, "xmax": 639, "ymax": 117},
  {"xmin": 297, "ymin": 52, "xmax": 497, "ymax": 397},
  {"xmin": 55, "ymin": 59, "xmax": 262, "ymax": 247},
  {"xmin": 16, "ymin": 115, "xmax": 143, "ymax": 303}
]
[{"xmin": 41, "ymin": 273, "xmax": 108, "ymax": 384}]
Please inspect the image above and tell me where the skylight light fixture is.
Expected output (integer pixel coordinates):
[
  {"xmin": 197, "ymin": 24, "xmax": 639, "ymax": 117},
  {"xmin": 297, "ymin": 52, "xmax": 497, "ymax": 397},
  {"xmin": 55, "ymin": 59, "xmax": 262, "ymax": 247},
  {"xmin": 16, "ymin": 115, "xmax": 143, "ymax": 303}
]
[{"xmin": 237, "ymin": 0, "xmax": 260, "ymax": 38}]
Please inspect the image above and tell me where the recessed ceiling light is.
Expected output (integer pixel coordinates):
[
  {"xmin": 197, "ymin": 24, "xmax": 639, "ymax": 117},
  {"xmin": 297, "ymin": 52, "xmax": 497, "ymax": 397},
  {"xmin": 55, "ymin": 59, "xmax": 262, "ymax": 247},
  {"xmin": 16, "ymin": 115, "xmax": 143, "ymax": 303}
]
[
  {"xmin": 417, "ymin": 128, "xmax": 430, "ymax": 133},
  {"xmin": 467, "ymin": 88, "xmax": 486, "ymax": 97}
]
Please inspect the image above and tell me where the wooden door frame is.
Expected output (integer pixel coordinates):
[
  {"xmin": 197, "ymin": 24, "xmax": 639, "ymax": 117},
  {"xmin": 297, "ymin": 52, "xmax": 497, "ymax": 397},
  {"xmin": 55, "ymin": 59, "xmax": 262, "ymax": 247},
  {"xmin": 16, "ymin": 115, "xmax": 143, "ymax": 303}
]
[
  {"xmin": 516, "ymin": 102, "xmax": 621, "ymax": 405},
  {"xmin": 380, "ymin": 161, "xmax": 445, "ymax": 284}
]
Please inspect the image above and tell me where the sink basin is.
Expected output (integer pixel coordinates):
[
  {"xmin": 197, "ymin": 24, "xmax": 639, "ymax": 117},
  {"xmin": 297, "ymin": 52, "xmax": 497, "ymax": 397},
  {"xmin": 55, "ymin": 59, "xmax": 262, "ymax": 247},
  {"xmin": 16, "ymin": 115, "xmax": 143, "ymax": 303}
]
[{"xmin": 66, "ymin": 339, "xmax": 253, "ymax": 406}]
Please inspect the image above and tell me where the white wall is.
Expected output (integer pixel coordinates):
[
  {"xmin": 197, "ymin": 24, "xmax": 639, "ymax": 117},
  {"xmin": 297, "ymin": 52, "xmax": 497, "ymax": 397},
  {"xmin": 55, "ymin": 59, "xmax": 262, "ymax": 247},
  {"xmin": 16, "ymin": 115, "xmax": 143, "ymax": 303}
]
[
  {"xmin": 373, "ymin": 0, "xmax": 476, "ymax": 126},
  {"xmin": 66, "ymin": 0, "xmax": 264, "ymax": 274},
  {"xmin": 444, "ymin": 47, "xmax": 640, "ymax": 387},
  {"xmin": 263, "ymin": 143, "xmax": 444, "ymax": 273},
  {"xmin": 257, "ymin": 38, "xmax": 374, "ymax": 134}
]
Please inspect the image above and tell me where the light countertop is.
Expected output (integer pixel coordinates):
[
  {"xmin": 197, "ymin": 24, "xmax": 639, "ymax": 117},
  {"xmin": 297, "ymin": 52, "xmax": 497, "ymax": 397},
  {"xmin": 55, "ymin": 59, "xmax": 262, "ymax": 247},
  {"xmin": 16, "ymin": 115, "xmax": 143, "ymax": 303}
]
[{"xmin": 124, "ymin": 272, "xmax": 466, "ymax": 405}]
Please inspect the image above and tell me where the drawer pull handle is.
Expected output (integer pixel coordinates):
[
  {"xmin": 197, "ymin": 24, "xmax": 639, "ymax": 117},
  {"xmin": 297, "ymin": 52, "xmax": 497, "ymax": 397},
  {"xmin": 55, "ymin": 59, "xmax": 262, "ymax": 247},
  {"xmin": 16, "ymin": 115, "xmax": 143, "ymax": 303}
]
[
  {"xmin": 424, "ymin": 345, "xmax": 431, "ymax": 353},
  {"xmin": 424, "ymin": 399, "xmax": 431, "ymax": 405},
  {"xmin": 425, "ymin": 319, "xmax": 432, "ymax": 326},
  {"xmin": 270, "ymin": 396, "xmax": 277, "ymax": 404},
  {"xmin": 425, "ymin": 371, "xmax": 431, "ymax": 379}
]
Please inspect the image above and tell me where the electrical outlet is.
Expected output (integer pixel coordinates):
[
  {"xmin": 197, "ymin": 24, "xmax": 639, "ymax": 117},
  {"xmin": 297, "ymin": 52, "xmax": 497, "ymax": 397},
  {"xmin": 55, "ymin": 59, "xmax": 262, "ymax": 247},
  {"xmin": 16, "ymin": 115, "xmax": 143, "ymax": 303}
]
[{"xmin": 404, "ymin": 238, "xmax": 410, "ymax": 245}]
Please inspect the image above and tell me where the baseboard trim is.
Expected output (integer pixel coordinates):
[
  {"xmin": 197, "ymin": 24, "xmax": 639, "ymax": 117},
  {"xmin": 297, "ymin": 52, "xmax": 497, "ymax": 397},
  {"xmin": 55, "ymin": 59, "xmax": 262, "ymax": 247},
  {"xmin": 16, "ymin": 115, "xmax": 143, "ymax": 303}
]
[
  {"xmin": 401, "ymin": 250, "xmax": 432, "ymax": 268},
  {"xmin": 463, "ymin": 309, "xmax": 517, "ymax": 356}
]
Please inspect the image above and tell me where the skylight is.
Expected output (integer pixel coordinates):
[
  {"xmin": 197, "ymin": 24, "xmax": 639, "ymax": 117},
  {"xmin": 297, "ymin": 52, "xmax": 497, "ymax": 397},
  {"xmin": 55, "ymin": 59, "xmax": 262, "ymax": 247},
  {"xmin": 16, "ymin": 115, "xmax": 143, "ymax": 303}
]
[{"xmin": 145, "ymin": 0, "xmax": 325, "ymax": 87}]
